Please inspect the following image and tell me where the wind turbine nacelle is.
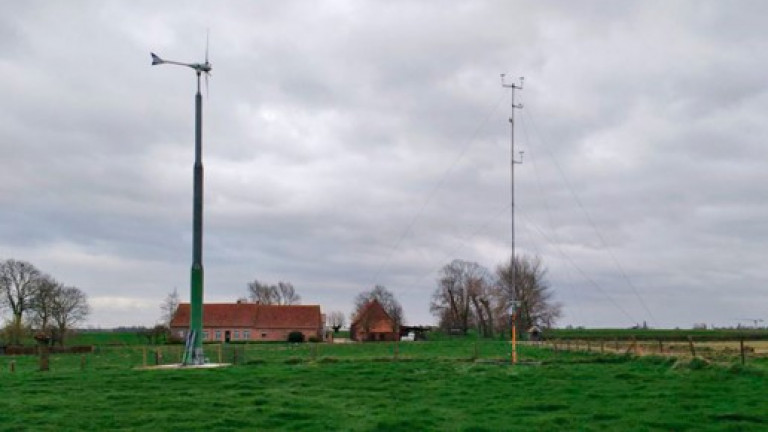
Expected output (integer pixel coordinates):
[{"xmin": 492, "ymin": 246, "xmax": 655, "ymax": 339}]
[
  {"xmin": 194, "ymin": 63, "xmax": 212, "ymax": 73},
  {"xmin": 151, "ymin": 53, "xmax": 165, "ymax": 65}
]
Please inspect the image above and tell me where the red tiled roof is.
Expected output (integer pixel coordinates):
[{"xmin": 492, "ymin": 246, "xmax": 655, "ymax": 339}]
[
  {"xmin": 170, "ymin": 303, "xmax": 322, "ymax": 329},
  {"xmin": 351, "ymin": 299, "xmax": 395, "ymax": 332},
  {"xmin": 254, "ymin": 305, "xmax": 321, "ymax": 328}
]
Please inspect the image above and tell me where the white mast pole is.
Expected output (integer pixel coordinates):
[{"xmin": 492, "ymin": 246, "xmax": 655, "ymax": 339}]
[{"xmin": 501, "ymin": 74, "xmax": 523, "ymax": 362}]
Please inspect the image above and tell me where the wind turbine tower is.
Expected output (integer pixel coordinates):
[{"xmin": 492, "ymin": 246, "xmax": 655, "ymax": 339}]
[{"xmin": 151, "ymin": 43, "xmax": 212, "ymax": 365}]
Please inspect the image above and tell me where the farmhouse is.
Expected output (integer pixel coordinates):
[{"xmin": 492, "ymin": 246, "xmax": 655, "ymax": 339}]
[
  {"xmin": 350, "ymin": 299, "xmax": 398, "ymax": 342},
  {"xmin": 170, "ymin": 303, "xmax": 324, "ymax": 342}
]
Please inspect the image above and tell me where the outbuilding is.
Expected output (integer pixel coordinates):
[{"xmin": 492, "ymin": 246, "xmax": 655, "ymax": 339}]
[{"xmin": 350, "ymin": 299, "xmax": 398, "ymax": 342}]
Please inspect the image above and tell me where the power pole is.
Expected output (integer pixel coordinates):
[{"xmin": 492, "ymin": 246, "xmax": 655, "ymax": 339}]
[{"xmin": 502, "ymin": 74, "xmax": 523, "ymax": 358}]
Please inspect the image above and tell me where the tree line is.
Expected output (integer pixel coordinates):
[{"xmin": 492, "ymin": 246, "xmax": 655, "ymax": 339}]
[
  {"xmin": 236, "ymin": 256, "xmax": 557, "ymax": 339},
  {"xmin": 431, "ymin": 255, "xmax": 561, "ymax": 337},
  {"xmin": 162, "ymin": 254, "xmax": 558, "ymax": 341},
  {"xmin": 237, "ymin": 280, "xmax": 403, "ymax": 335},
  {"xmin": 0, "ymin": 259, "xmax": 90, "ymax": 346}
]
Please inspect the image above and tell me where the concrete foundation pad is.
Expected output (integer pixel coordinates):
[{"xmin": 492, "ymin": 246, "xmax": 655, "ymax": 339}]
[{"xmin": 136, "ymin": 363, "xmax": 231, "ymax": 370}]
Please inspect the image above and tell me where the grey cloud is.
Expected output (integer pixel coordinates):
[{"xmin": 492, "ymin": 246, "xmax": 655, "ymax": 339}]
[{"xmin": 2, "ymin": 1, "xmax": 768, "ymax": 328}]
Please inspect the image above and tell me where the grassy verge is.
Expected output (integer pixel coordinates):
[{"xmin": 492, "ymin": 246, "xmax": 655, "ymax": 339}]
[{"xmin": 546, "ymin": 328, "xmax": 768, "ymax": 341}]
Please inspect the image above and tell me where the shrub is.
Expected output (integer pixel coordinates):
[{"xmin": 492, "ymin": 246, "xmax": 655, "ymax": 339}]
[{"xmin": 287, "ymin": 331, "xmax": 305, "ymax": 343}]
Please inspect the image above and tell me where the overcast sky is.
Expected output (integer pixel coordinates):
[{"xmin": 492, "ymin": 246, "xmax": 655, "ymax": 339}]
[{"xmin": 2, "ymin": 1, "xmax": 767, "ymax": 329}]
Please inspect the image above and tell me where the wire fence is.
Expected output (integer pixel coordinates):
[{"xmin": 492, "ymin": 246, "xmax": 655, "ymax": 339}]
[
  {"xmin": 2, "ymin": 336, "xmax": 766, "ymax": 374},
  {"xmin": 544, "ymin": 336, "xmax": 766, "ymax": 365}
]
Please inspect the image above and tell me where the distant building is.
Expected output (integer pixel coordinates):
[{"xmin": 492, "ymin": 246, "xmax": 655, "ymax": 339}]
[
  {"xmin": 350, "ymin": 299, "xmax": 398, "ymax": 342},
  {"xmin": 170, "ymin": 303, "xmax": 324, "ymax": 342},
  {"xmin": 528, "ymin": 325, "xmax": 542, "ymax": 341}
]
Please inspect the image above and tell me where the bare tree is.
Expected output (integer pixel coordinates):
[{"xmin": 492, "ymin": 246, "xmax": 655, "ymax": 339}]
[
  {"xmin": 0, "ymin": 259, "xmax": 42, "ymax": 344},
  {"xmin": 327, "ymin": 311, "xmax": 346, "ymax": 333},
  {"xmin": 496, "ymin": 255, "xmax": 562, "ymax": 331},
  {"xmin": 50, "ymin": 286, "xmax": 90, "ymax": 346},
  {"xmin": 248, "ymin": 280, "xmax": 278, "ymax": 304},
  {"xmin": 139, "ymin": 324, "xmax": 170, "ymax": 345},
  {"xmin": 468, "ymin": 274, "xmax": 496, "ymax": 338},
  {"xmin": 28, "ymin": 275, "xmax": 60, "ymax": 337},
  {"xmin": 431, "ymin": 260, "xmax": 494, "ymax": 336},
  {"xmin": 275, "ymin": 281, "xmax": 300, "ymax": 305},
  {"xmin": 353, "ymin": 285, "xmax": 404, "ymax": 328},
  {"xmin": 160, "ymin": 287, "xmax": 180, "ymax": 326},
  {"xmin": 247, "ymin": 280, "xmax": 301, "ymax": 305}
]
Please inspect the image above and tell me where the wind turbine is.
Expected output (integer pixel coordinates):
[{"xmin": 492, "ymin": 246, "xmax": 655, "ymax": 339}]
[{"xmin": 151, "ymin": 40, "xmax": 212, "ymax": 366}]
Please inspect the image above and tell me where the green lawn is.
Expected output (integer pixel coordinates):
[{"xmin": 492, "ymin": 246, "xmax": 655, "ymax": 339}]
[{"xmin": 1, "ymin": 341, "xmax": 767, "ymax": 430}]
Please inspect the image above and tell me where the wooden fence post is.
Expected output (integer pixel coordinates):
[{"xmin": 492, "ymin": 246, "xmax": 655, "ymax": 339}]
[
  {"xmin": 687, "ymin": 336, "xmax": 696, "ymax": 358},
  {"xmin": 142, "ymin": 347, "xmax": 147, "ymax": 367},
  {"xmin": 393, "ymin": 341, "xmax": 398, "ymax": 361},
  {"xmin": 36, "ymin": 337, "xmax": 50, "ymax": 372},
  {"xmin": 10, "ymin": 360, "xmax": 15, "ymax": 373},
  {"xmin": 740, "ymin": 337, "xmax": 746, "ymax": 365},
  {"xmin": 218, "ymin": 343, "xmax": 223, "ymax": 364},
  {"xmin": 625, "ymin": 337, "xmax": 637, "ymax": 355},
  {"xmin": 658, "ymin": 340, "xmax": 663, "ymax": 354},
  {"xmin": 600, "ymin": 340, "xmax": 605, "ymax": 354},
  {"xmin": 80, "ymin": 355, "xmax": 86, "ymax": 371}
]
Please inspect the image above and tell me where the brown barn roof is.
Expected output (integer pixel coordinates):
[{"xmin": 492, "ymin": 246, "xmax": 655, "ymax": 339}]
[{"xmin": 170, "ymin": 303, "xmax": 321, "ymax": 329}]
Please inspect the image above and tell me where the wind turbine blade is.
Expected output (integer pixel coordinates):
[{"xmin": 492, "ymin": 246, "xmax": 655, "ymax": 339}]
[
  {"xmin": 150, "ymin": 53, "xmax": 164, "ymax": 65},
  {"xmin": 205, "ymin": 72, "xmax": 210, "ymax": 99},
  {"xmin": 205, "ymin": 29, "xmax": 210, "ymax": 64}
]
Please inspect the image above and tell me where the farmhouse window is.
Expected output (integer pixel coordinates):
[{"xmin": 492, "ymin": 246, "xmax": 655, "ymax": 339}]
[
  {"xmin": 243, "ymin": 330, "xmax": 250, "ymax": 340},
  {"xmin": 261, "ymin": 333, "xmax": 267, "ymax": 338},
  {"xmin": 215, "ymin": 330, "xmax": 221, "ymax": 340},
  {"xmin": 203, "ymin": 331, "xmax": 209, "ymax": 340},
  {"xmin": 234, "ymin": 330, "xmax": 240, "ymax": 340}
]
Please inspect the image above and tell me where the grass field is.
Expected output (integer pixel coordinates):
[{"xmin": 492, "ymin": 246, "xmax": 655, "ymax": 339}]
[{"xmin": 2, "ymin": 339, "xmax": 768, "ymax": 431}]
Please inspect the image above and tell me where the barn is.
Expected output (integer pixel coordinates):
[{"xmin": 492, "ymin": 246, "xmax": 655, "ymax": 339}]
[
  {"xmin": 350, "ymin": 299, "xmax": 398, "ymax": 342},
  {"xmin": 170, "ymin": 303, "xmax": 324, "ymax": 342}
]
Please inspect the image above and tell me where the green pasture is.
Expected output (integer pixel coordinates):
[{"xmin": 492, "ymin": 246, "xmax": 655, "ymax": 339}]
[
  {"xmin": 67, "ymin": 331, "xmax": 145, "ymax": 346},
  {"xmin": 2, "ymin": 341, "xmax": 575, "ymax": 373},
  {"xmin": 2, "ymin": 339, "xmax": 768, "ymax": 431}
]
